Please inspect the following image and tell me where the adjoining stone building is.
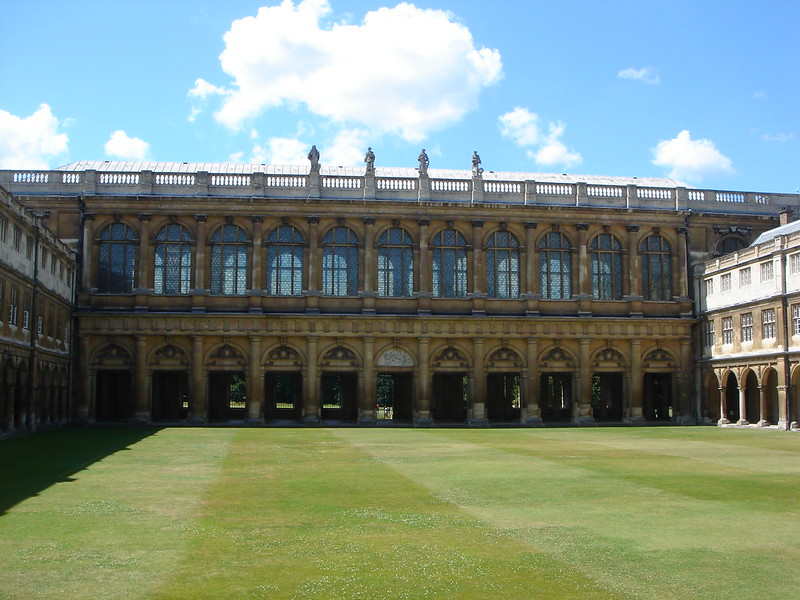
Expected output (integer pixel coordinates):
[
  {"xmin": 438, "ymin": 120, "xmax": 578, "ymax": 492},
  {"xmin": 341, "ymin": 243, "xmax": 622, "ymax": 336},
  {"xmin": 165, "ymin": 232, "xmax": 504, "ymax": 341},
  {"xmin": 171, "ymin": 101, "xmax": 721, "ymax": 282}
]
[
  {"xmin": 699, "ymin": 210, "xmax": 800, "ymax": 428},
  {"xmin": 0, "ymin": 185, "xmax": 76, "ymax": 432},
  {"xmin": 0, "ymin": 157, "xmax": 796, "ymax": 430}
]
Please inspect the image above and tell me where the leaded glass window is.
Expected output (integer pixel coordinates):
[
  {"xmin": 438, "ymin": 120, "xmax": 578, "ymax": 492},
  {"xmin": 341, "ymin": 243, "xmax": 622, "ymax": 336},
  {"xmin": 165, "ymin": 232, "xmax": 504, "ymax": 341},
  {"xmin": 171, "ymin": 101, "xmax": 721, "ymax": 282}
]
[
  {"xmin": 154, "ymin": 223, "xmax": 192, "ymax": 295},
  {"xmin": 432, "ymin": 228, "xmax": 468, "ymax": 298},
  {"xmin": 210, "ymin": 224, "xmax": 248, "ymax": 295},
  {"xmin": 539, "ymin": 232, "xmax": 571, "ymax": 300},
  {"xmin": 97, "ymin": 223, "xmax": 137, "ymax": 293},
  {"xmin": 322, "ymin": 226, "xmax": 359, "ymax": 296},
  {"xmin": 589, "ymin": 233, "xmax": 623, "ymax": 300},
  {"xmin": 486, "ymin": 230, "xmax": 520, "ymax": 299},
  {"xmin": 266, "ymin": 225, "xmax": 304, "ymax": 295},
  {"xmin": 640, "ymin": 235, "xmax": 672, "ymax": 300},
  {"xmin": 377, "ymin": 227, "xmax": 413, "ymax": 297}
]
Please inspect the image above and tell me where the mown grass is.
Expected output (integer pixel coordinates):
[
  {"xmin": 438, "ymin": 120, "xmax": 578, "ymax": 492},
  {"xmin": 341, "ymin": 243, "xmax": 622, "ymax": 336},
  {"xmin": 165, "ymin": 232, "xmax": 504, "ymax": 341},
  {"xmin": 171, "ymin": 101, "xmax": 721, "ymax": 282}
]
[{"xmin": 0, "ymin": 427, "xmax": 798, "ymax": 599}]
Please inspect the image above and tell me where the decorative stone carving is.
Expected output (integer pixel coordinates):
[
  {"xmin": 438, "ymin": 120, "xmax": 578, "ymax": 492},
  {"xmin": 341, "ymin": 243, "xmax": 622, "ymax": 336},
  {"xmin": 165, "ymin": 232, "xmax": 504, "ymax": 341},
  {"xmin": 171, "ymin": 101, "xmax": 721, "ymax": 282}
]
[
  {"xmin": 95, "ymin": 344, "xmax": 131, "ymax": 366},
  {"xmin": 541, "ymin": 346, "xmax": 575, "ymax": 368},
  {"xmin": 433, "ymin": 346, "xmax": 467, "ymax": 367},
  {"xmin": 267, "ymin": 345, "xmax": 301, "ymax": 367},
  {"xmin": 594, "ymin": 348, "xmax": 625, "ymax": 367},
  {"xmin": 377, "ymin": 348, "xmax": 414, "ymax": 367},
  {"xmin": 321, "ymin": 346, "xmax": 358, "ymax": 367},
  {"xmin": 488, "ymin": 347, "xmax": 522, "ymax": 368},
  {"xmin": 151, "ymin": 343, "xmax": 188, "ymax": 366}
]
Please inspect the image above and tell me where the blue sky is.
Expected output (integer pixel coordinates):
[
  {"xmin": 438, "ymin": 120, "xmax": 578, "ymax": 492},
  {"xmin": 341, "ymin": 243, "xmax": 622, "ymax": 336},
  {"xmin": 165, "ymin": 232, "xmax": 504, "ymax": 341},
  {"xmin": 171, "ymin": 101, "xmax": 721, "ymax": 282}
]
[{"xmin": 1, "ymin": 0, "xmax": 798, "ymax": 193}]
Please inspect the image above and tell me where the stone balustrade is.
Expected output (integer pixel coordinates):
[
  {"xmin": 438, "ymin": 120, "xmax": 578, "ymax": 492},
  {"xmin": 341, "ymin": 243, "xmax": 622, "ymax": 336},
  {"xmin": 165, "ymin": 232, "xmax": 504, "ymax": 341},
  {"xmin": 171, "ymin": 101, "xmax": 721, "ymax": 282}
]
[{"xmin": 1, "ymin": 167, "xmax": 796, "ymax": 216}]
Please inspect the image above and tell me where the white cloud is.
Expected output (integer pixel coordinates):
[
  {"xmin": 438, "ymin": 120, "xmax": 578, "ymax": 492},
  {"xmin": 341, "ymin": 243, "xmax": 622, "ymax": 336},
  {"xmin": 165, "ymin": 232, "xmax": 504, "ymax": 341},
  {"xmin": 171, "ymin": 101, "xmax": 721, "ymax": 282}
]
[
  {"xmin": 326, "ymin": 128, "xmax": 370, "ymax": 166},
  {"xmin": 250, "ymin": 137, "xmax": 310, "ymax": 164},
  {"xmin": 201, "ymin": 0, "xmax": 502, "ymax": 141},
  {"xmin": 498, "ymin": 107, "xmax": 582, "ymax": 169},
  {"xmin": 104, "ymin": 130, "xmax": 150, "ymax": 160},
  {"xmin": 0, "ymin": 104, "xmax": 69, "ymax": 169},
  {"xmin": 188, "ymin": 78, "xmax": 230, "ymax": 122},
  {"xmin": 617, "ymin": 67, "xmax": 660, "ymax": 84},
  {"xmin": 762, "ymin": 132, "xmax": 795, "ymax": 142},
  {"xmin": 651, "ymin": 130, "xmax": 733, "ymax": 182},
  {"xmin": 534, "ymin": 122, "xmax": 582, "ymax": 168}
]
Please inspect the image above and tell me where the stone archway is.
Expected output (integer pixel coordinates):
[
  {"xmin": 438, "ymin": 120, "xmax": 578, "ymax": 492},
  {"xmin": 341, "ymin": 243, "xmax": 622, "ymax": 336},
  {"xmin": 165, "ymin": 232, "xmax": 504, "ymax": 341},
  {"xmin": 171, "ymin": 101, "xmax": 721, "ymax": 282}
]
[{"xmin": 376, "ymin": 347, "xmax": 415, "ymax": 423}]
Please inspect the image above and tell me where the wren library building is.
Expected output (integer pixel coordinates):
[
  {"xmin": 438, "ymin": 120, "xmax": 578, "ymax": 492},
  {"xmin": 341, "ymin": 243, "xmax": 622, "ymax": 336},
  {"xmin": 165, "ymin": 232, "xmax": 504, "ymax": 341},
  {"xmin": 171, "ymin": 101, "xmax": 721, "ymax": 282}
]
[{"xmin": 1, "ymin": 151, "xmax": 798, "ymax": 432}]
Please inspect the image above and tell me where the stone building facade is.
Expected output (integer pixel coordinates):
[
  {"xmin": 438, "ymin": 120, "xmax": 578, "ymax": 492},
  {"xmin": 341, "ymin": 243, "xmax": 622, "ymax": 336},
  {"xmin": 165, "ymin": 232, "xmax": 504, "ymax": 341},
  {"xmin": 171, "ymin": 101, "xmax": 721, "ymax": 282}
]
[
  {"xmin": 1, "ymin": 159, "xmax": 796, "ymax": 429},
  {"xmin": 0, "ymin": 185, "xmax": 75, "ymax": 432},
  {"xmin": 699, "ymin": 211, "xmax": 800, "ymax": 428}
]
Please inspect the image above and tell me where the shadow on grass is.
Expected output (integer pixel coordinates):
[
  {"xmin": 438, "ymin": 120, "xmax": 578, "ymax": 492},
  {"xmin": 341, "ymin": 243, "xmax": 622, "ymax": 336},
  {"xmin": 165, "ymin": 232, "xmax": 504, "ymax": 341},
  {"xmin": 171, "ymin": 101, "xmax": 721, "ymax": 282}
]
[{"xmin": 0, "ymin": 426, "xmax": 161, "ymax": 515}]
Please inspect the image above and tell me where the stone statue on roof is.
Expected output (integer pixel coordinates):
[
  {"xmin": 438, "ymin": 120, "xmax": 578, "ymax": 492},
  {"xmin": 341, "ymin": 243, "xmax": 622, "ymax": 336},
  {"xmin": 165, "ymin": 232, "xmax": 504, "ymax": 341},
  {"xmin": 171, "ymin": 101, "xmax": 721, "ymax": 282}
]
[
  {"xmin": 418, "ymin": 149, "xmax": 429, "ymax": 176},
  {"xmin": 308, "ymin": 145, "xmax": 320, "ymax": 173},
  {"xmin": 472, "ymin": 151, "xmax": 483, "ymax": 177},
  {"xmin": 364, "ymin": 147, "xmax": 375, "ymax": 174}
]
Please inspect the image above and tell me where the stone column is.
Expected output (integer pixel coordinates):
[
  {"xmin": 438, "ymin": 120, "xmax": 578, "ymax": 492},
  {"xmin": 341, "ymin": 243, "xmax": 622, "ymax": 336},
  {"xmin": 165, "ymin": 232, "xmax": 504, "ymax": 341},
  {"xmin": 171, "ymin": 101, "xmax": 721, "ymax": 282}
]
[
  {"xmin": 417, "ymin": 219, "xmax": 431, "ymax": 314},
  {"xmin": 718, "ymin": 385, "xmax": 729, "ymax": 425},
  {"xmin": 629, "ymin": 339, "xmax": 645, "ymax": 422},
  {"xmin": 250, "ymin": 216, "xmax": 264, "ymax": 313},
  {"xmin": 247, "ymin": 336, "xmax": 263, "ymax": 423},
  {"xmin": 576, "ymin": 224, "xmax": 590, "ymax": 297},
  {"xmin": 81, "ymin": 213, "xmax": 95, "ymax": 290},
  {"xmin": 676, "ymin": 227, "xmax": 689, "ymax": 298},
  {"xmin": 737, "ymin": 385, "xmax": 749, "ymax": 426},
  {"xmin": 190, "ymin": 335, "xmax": 207, "ymax": 423},
  {"xmin": 471, "ymin": 220, "xmax": 485, "ymax": 314},
  {"xmin": 77, "ymin": 335, "xmax": 91, "ymax": 421},
  {"xmin": 525, "ymin": 222, "xmax": 539, "ymax": 315},
  {"xmin": 304, "ymin": 336, "xmax": 320, "ymax": 423},
  {"xmin": 192, "ymin": 215, "xmax": 207, "ymax": 311},
  {"xmin": 470, "ymin": 337, "xmax": 487, "ymax": 425},
  {"xmin": 626, "ymin": 225, "xmax": 640, "ymax": 297},
  {"xmin": 416, "ymin": 337, "xmax": 432, "ymax": 424},
  {"xmin": 678, "ymin": 339, "xmax": 692, "ymax": 421},
  {"xmin": 306, "ymin": 216, "xmax": 320, "ymax": 313},
  {"xmin": 524, "ymin": 338, "xmax": 542, "ymax": 425},
  {"xmin": 133, "ymin": 335, "xmax": 150, "ymax": 423},
  {"xmin": 576, "ymin": 339, "xmax": 594, "ymax": 424},
  {"xmin": 136, "ymin": 214, "xmax": 152, "ymax": 310},
  {"xmin": 360, "ymin": 336, "xmax": 376, "ymax": 424},
  {"xmin": 757, "ymin": 385, "xmax": 768, "ymax": 427},
  {"xmin": 362, "ymin": 217, "xmax": 376, "ymax": 314}
]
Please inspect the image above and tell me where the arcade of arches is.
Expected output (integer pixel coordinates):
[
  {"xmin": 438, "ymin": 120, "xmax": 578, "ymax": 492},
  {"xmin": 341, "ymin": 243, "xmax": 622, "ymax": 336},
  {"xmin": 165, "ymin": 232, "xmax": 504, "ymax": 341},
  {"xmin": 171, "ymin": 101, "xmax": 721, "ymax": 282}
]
[
  {"xmin": 80, "ymin": 315, "xmax": 691, "ymax": 425},
  {"xmin": 705, "ymin": 366, "xmax": 799, "ymax": 427}
]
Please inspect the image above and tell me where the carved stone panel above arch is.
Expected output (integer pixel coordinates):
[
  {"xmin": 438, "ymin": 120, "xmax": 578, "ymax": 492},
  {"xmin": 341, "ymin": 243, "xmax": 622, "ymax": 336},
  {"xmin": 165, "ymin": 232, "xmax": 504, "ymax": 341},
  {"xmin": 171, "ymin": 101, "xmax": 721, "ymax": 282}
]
[
  {"xmin": 321, "ymin": 345, "xmax": 359, "ymax": 368},
  {"xmin": 93, "ymin": 344, "xmax": 132, "ymax": 368},
  {"xmin": 377, "ymin": 347, "xmax": 415, "ymax": 368},
  {"xmin": 432, "ymin": 345, "xmax": 469, "ymax": 369},
  {"xmin": 486, "ymin": 346, "xmax": 523, "ymax": 369},
  {"xmin": 149, "ymin": 343, "xmax": 189, "ymax": 368},
  {"xmin": 266, "ymin": 344, "xmax": 303, "ymax": 368},
  {"xmin": 593, "ymin": 347, "xmax": 627, "ymax": 369},
  {"xmin": 643, "ymin": 347, "xmax": 677, "ymax": 369},
  {"xmin": 540, "ymin": 345, "xmax": 575, "ymax": 369},
  {"xmin": 207, "ymin": 343, "xmax": 246, "ymax": 368}
]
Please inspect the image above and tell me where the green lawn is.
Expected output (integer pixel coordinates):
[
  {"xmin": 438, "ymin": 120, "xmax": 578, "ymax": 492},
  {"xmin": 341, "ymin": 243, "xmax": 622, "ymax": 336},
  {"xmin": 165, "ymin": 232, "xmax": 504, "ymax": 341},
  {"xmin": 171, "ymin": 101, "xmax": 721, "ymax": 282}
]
[{"xmin": 1, "ymin": 427, "xmax": 798, "ymax": 599}]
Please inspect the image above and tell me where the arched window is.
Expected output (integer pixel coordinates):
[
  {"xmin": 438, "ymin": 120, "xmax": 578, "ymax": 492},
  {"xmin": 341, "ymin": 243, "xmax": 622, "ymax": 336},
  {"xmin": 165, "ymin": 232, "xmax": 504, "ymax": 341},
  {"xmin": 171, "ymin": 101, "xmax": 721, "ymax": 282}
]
[
  {"xmin": 322, "ymin": 226, "xmax": 358, "ymax": 296},
  {"xmin": 266, "ymin": 225, "xmax": 304, "ymax": 296},
  {"xmin": 97, "ymin": 223, "xmax": 136, "ymax": 293},
  {"xmin": 640, "ymin": 235, "xmax": 672, "ymax": 300},
  {"xmin": 589, "ymin": 233, "xmax": 623, "ymax": 300},
  {"xmin": 210, "ymin": 224, "xmax": 248, "ymax": 295},
  {"xmin": 432, "ymin": 228, "xmax": 468, "ymax": 298},
  {"xmin": 154, "ymin": 223, "xmax": 192, "ymax": 295},
  {"xmin": 539, "ymin": 232, "xmax": 571, "ymax": 300},
  {"xmin": 486, "ymin": 230, "xmax": 520, "ymax": 299},
  {"xmin": 377, "ymin": 227, "xmax": 414, "ymax": 297}
]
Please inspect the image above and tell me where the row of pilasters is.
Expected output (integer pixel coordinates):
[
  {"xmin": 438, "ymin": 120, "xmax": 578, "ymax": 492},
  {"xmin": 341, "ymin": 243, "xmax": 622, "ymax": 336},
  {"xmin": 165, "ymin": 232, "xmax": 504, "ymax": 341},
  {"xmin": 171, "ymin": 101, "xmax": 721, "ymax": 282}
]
[
  {"xmin": 81, "ymin": 333, "xmax": 692, "ymax": 425},
  {"xmin": 81, "ymin": 216, "xmax": 691, "ymax": 302}
]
